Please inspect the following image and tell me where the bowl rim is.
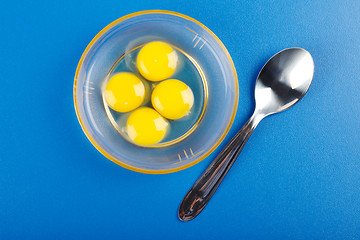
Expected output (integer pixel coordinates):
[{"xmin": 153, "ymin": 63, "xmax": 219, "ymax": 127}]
[{"xmin": 73, "ymin": 10, "xmax": 239, "ymax": 174}]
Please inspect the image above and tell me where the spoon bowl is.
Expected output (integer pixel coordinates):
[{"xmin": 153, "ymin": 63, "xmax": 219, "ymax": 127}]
[
  {"xmin": 179, "ymin": 48, "xmax": 314, "ymax": 221},
  {"xmin": 255, "ymin": 48, "xmax": 314, "ymax": 116}
]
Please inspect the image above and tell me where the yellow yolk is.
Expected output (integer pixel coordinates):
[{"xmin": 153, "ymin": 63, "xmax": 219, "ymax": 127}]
[
  {"xmin": 126, "ymin": 107, "xmax": 169, "ymax": 146},
  {"xmin": 105, "ymin": 72, "xmax": 145, "ymax": 112},
  {"xmin": 137, "ymin": 41, "xmax": 178, "ymax": 82},
  {"xmin": 151, "ymin": 79, "xmax": 194, "ymax": 120}
]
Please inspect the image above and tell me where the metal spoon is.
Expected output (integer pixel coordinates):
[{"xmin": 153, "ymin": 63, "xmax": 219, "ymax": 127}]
[{"xmin": 178, "ymin": 48, "xmax": 314, "ymax": 221}]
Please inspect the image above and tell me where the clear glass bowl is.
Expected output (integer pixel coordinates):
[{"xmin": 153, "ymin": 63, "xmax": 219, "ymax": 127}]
[{"xmin": 74, "ymin": 10, "xmax": 238, "ymax": 174}]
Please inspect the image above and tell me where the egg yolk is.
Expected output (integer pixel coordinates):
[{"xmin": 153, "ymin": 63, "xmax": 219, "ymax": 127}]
[
  {"xmin": 137, "ymin": 41, "xmax": 178, "ymax": 82},
  {"xmin": 105, "ymin": 72, "xmax": 145, "ymax": 112},
  {"xmin": 126, "ymin": 107, "xmax": 169, "ymax": 146},
  {"xmin": 151, "ymin": 79, "xmax": 194, "ymax": 120}
]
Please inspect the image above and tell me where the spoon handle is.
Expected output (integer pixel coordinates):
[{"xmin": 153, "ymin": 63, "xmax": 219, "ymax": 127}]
[{"xmin": 178, "ymin": 113, "xmax": 261, "ymax": 221}]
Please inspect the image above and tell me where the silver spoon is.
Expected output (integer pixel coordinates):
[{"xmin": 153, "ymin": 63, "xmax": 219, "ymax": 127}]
[{"xmin": 178, "ymin": 48, "xmax": 314, "ymax": 221}]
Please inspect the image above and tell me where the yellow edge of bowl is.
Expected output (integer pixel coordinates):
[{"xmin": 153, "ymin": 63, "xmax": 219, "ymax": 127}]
[{"xmin": 73, "ymin": 10, "xmax": 239, "ymax": 174}]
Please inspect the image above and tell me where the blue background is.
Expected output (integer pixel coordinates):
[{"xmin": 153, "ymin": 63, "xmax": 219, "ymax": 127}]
[{"xmin": 1, "ymin": 0, "xmax": 359, "ymax": 239}]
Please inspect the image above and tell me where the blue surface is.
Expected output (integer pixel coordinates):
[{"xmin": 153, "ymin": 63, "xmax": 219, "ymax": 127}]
[{"xmin": 1, "ymin": 0, "xmax": 360, "ymax": 239}]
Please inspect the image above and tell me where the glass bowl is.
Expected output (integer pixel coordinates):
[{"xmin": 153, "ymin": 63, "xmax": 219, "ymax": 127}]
[{"xmin": 74, "ymin": 10, "xmax": 238, "ymax": 174}]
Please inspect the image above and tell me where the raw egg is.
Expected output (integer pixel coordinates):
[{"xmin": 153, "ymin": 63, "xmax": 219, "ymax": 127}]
[
  {"xmin": 151, "ymin": 79, "xmax": 194, "ymax": 120},
  {"xmin": 137, "ymin": 41, "xmax": 178, "ymax": 81},
  {"xmin": 105, "ymin": 72, "xmax": 145, "ymax": 112},
  {"xmin": 126, "ymin": 107, "xmax": 169, "ymax": 146}
]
